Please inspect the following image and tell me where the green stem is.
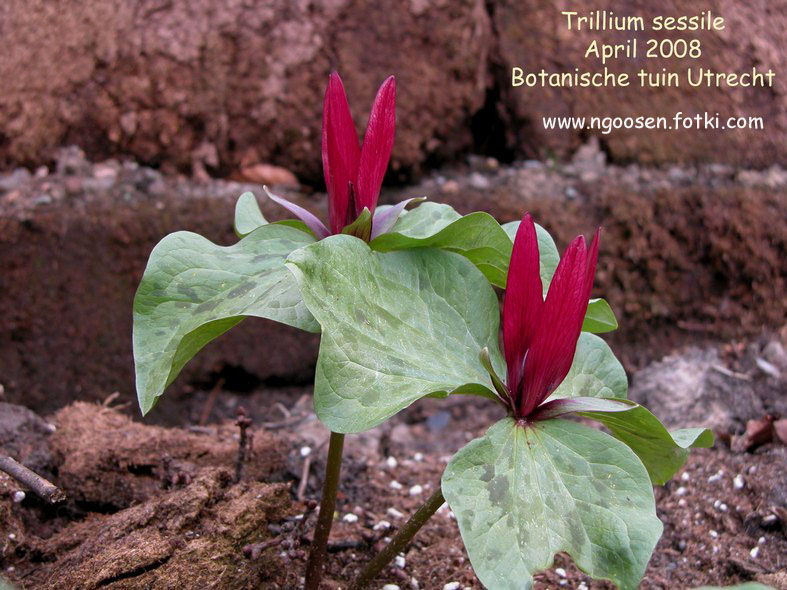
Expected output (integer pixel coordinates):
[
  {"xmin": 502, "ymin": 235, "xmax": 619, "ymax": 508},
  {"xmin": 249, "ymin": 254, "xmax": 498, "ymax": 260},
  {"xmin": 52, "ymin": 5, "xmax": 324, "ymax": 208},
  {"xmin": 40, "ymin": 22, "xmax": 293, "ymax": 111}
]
[
  {"xmin": 349, "ymin": 486, "xmax": 445, "ymax": 590},
  {"xmin": 304, "ymin": 431, "xmax": 345, "ymax": 590}
]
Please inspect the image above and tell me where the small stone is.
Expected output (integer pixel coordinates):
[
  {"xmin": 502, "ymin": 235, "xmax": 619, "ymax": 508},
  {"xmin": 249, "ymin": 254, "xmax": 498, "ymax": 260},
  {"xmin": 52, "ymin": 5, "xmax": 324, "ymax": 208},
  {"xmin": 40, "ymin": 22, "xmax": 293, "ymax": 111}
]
[
  {"xmin": 46, "ymin": 423, "xmax": 57, "ymax": 433},
  {"xmin": 733, "ymin": 474, "xmax": 745, "ymax": 489},
  {"xmin": 719, "ymin": 503, "xmax": 728, "ymax": 512},
  {"xmin": 758, "ymin": 536, "xmax": 766, "ymax": 545},
  {"xmin": 709, "ymin": 530, "xmax": 719, "ymax": 539},
  {"xmin": 755, "ymin": 357, "xmax": 780, "ymax": 378},
  {"xmin": 678, "ymin": 499, "xmax": 687, "ymax": 507},
  {"xmin": 681, "ymin": 472, "xmax": 690, "ymax": 481},
  {"xmin": 33, "ymin": 194, "xmax": 53, "ymax": 206},
  {"xmin": 578, "ymin": 582, "xmax": 589, "ymax": 590},
  {"xmin": 441, "ymin": 180, "xmax": 460, "ymax": 194},
  {"xmin": 8, "ymin": 533, "xmax": 15, "ymax": 540},
  {"xmin": 413, "ymin": 452, "xmax": 424, "ymax": 462},
  {"xmin": 300, "ymin": 446, "xmax": 311, "ymax": 457},
  {"xmin": 389, "ymin": 480, "xmax": 403, "ymax": 490},
  {"xmin": 409, "ymin": 484, "xmax": 423, "ymax": 496},
  {"xmin": 565, "ymin": 186, "xmax": 579, "ymax": 199},
  {"xmin": 763, "ymin": 514, "xmax": 778, "ymax": 525},
  {"xmin": 468, "ymin": 172, "xmax": 490, "ymax": 189},
  {"xmin": 382, "ymin": 585, "xmax": 401, "ymax": 590},
  {"xmin": 410, "ymin": 578, "xmax": 420, "ymax": 590},
  {"xmin": 708, "ymin": 471, "xmax": 724, "ymax": 483},
  {"xmin": 676, "ymin": 486, "xmax": 688, "ymax": 496},
  {"xmin": 386, "ymin": 456, "xmax": 398, "ymax": 469},
  {"xmin": 387, "ymin": 507, "xmax": 404, "ymax": 519},
  {"xmin": 443, "ymin": 583, "xmax": 461, "ymax": 590},
  {"xmin": 12, "ymin": 491, "xmax": 25, "ymax": 503},
  {"xmin": 713, "ymin": 500, "xmax": 721, "ymax": 509},
  {"xmin": 374, "ymin": 520, "xmax": 391, "ymax": 531},
  {"xmin": 559, "ymin": 581, "xmax": 568, "ymax": 587},
  {"xmin": 750, "ymin": 546, "xmax": 760, "ymax": 558},
  {"xmin": 342, "ymin": 513, "xmax": 359, "ymax": 523},
  {"xmin": 35, "ymin": 166, "xmax": 49, "ymax": 178},
  {"xmin": 555, "ymin": 567, "xmax": 567, "ymax": 577},
  {"xmin": 395, "ymin": 554, "xmax": 406, "ymax": 569},
  {"xmin": 678, "ymin": 540, "xmax": 687, "ymax": 550}
]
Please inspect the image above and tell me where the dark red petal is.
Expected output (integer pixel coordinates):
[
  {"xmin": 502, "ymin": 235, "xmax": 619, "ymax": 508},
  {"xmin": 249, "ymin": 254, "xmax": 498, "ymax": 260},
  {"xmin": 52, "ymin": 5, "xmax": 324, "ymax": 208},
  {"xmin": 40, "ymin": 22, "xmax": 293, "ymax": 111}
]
[
  {"xmin": 502, "ymin": 214, "xmax": 543, "ymax": 400},
  {"xmin": 356, "ymin": 76, "xmax": 396, "ymax": 215},
  {"xmin": 519, "ymin": 235, "xmax": 589, "ymax": 417},
  {"xmin": 322, "ymin": 72, "xmax": 360, "ymax": 234}
]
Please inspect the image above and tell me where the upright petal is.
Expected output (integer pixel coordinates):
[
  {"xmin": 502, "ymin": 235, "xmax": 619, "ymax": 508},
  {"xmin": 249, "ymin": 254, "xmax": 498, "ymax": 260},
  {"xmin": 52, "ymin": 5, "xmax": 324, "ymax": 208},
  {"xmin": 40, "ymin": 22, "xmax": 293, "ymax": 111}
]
[
  {"xmin": 520, "ymin": 235, "xmax": 590, "ymax": 417},
  {"xmin": 322, "ymin": 72, "xmax": 361, "ymax": 234},
  {"xmin": 503, "ymin": 214, "xmax": 543, "ymax": 400},
  {"xmin": 356, "ymin": 76, "xmax": 396, "ymax": 215}
]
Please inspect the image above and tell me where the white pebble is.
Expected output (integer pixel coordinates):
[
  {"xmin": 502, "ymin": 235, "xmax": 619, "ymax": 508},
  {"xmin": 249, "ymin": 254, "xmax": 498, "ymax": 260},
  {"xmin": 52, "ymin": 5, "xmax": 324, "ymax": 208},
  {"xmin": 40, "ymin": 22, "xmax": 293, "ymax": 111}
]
[
  {"xmin": 374, "ymin": 520, "xmax": 391, "ymax": 531},
  {"xmin": 300, "ymin": 446, "xmax": 311, "ymax": 457},
  {"xmin": 413, "ymin": 453, "xmax": 424, "ymax": 462},
  {"xmin": 708, "ymin": 470, "xmax": 724, "ymax": 483},
  {"xmin": 763, "ymin": 514, "xmax": 778, "ymax": 524},
  {"xmin": 676, "ymin": 486, "xmax": 688, "ymax": 496},
  {"xmin": 709, "ymin": 530, "xmax": 719, "ymax": 539},
  {"xmin": 410, "ymin": 578, "xmax": 420, "ymax": 590},
  {"xmin": 389, "ymin": 480, "xmax": 403, "ymax": 490},
  {"xmin": 733, "ymin": 474, "xmax": 745, "ymax": 489},
  {"xmin": 678, "ymin": 499, "xmax": 687, "ymax": 507},
  {"xmin": 386, "ymin": 456, "xmax": 398, "ymax": 469},
  {"xmin": 8, "ymin": 533, "xmax": 15, "ymax": 540},
  {"xmin": 395, "ymin": 554, "xmax": 406, "ymax": 569},
  {"xmin": 559, "ymin": 581, "xmax": 568, "ymax": 587},
  {"xmin": 758, "ymin": 536, "xmax": 766, "ymax": 545},
  {"xmin": 342, "ymin": 513, "xmax": 359, "ymax": 523},
  {"xmin": 555, "ymin": 567, "xmax": 567, "ymax": 577},
  {"xmin": 382, "ymin": 585, "xmax": 400, "ymax": 590},
  {"xmin": 750, "ymin": 546, "xmax": 760, "ymax": 558},
  {"xmin": 681, "ymin": 472, "xmax": 690, "ymax": 481},
  {"xmin": 409, "ymin": 484, "xmax": 423, "ymax": 496},
  {"xmin": 578, "ymin": 583, "xmax": 589, "ymax": 590},
  {"xmin": 387, "ymin": 507, "xmax": 405, "ymax": 519},
  {"xmin": 12, "ymin": 491, "xmax": 25, "ymax": 503},
  {"xmin": 713, "ymin": 499, "xmax": 721, "ymax": 509},
  {"xmin": 719, "ymin": 503, "xmax": 728, "ymax": 512},
  {"xmin": 443, "ymin": 583, "xmax": 460, "ymax": 590},
  {"xmin": 46, "ymin": 423, "xmax": 57, "ymax": 433}
]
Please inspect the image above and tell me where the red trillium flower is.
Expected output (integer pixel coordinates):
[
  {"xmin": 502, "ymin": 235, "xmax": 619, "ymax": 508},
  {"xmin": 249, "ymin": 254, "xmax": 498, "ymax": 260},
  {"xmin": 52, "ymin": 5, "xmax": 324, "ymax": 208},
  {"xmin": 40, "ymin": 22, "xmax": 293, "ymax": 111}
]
[
  {"xmin": 496, "ymin": 213, "xmax": 600, "ymax": 420},
  {"xmin": 266, "ymin": 72, "xmax": 419, "ymax": 241}
]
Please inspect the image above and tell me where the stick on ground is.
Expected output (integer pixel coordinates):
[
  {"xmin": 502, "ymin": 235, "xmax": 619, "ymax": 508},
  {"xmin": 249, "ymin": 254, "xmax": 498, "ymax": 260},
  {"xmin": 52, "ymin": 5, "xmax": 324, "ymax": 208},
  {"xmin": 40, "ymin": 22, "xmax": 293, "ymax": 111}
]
[{"xmin": 0, "ymin": 455, "xmax": 65, "ymax": 503}]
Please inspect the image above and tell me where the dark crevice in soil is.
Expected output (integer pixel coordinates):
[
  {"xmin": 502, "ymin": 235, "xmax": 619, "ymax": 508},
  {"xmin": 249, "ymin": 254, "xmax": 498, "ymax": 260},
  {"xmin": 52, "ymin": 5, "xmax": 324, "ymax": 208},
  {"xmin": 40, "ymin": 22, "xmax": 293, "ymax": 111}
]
[{"xmin": 96, "ymin": 556, "xmax": 172, "ymax": 587}]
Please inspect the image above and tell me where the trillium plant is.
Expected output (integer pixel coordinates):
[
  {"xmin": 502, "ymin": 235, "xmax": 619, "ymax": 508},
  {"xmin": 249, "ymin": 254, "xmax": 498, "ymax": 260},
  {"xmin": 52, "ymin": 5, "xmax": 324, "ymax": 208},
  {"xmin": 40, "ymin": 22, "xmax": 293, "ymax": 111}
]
[{"xmin": 133, "ymin": 72, "xmax": 713, "ymax": 590}]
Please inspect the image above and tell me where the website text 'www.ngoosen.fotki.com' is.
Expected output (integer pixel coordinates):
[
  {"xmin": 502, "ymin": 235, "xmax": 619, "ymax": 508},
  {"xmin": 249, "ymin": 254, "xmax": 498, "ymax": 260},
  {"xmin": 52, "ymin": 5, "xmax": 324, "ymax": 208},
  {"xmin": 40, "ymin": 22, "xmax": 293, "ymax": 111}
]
[{"xmin": 542, "ymin": 113, "xmax": 765, "ymax": 135}]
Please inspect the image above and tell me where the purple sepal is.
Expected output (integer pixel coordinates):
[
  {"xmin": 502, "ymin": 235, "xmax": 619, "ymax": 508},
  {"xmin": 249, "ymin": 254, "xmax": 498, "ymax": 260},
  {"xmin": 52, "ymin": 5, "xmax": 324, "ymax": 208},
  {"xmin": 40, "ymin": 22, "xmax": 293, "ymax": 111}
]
[
  {"xmin": 528, "ymin": 396, "xmax": 633, "ymax": 422},
  {"xmin": 264, "ymin": 186, "xmax": 330, "ymax": 240},
  {"xmin": 370, "ymin": 197, "xmax": 425, "ymax": 240}
]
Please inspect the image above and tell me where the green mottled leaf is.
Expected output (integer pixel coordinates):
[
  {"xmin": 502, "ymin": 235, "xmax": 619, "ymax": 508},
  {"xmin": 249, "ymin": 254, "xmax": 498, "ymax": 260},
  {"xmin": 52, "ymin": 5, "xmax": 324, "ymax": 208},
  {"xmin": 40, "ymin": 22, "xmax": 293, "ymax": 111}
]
[
  {"xmin": 234, "ymin": 191, "xmax": 268, "ymax": 237},
  {"xmin": 133, "ymin": 224, "xmax": 318, "ymax": 414},
  {"xmin": 371, "ymin": 202, "xmax": 513, "ymax": 288},
  {"xmin": 443, "ymin": 418, "xmax": 662, "ymax": 590},
  {"xmin": 549, "ymin": 333, "xmax": 628, "ymax": 401},
  {"xmin": 286, "ymin": 236, "xmax": 504, "ymax": 433},
  {"xmin": 583, "ymin": 298, "xmax": 618, "ymax": 333},
  {"xmin": 579, "ymin": 403, "xmax": 714, "ymax": 485},
  {"xmin": 502, "ymin": 219, "xmax": 559, "ymax": 294}
]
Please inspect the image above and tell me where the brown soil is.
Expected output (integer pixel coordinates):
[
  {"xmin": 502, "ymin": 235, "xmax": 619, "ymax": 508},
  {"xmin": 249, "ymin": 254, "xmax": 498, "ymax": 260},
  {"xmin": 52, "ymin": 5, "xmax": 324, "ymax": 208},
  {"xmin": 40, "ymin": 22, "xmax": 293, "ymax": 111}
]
[{"xmin": 1, "ymin": 370, "xmax": 786, "ymax": 589}]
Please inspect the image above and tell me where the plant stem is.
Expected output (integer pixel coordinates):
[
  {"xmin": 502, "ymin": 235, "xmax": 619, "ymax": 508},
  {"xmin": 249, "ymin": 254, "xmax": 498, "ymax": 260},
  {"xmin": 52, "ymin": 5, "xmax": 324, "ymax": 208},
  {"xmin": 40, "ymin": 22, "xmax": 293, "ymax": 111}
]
[
  {"xmin": 304, "ymin": 431, "xmax": 345, "ymax": 590},
  {"xmin": 349, "ymin": 486, "xmax": 445, "ymax": 590}
]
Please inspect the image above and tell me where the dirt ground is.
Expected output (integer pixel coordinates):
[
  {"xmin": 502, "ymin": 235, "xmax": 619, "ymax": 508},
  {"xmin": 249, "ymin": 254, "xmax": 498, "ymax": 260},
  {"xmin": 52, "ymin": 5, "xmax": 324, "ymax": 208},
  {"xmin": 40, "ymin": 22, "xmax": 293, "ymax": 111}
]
[
  {"xmin": 1, "ymin": 147, "xmax": 786, "ymax": 589},
  {"xmin": 1, "ymin": 330, "xmax": 786, "ymax": 589}
]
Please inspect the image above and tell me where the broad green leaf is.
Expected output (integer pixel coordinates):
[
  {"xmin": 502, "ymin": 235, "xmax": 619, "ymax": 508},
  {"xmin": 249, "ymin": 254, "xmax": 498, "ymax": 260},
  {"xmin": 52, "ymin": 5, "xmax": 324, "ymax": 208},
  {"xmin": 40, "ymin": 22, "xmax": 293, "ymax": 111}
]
[
  {"xmin": 549, "ymin": 333, "xmax": 628, "ymax": 401},
  {"xmin": 579, "ymin": 403, "xmax": 714, "ymax": 485},
  {"xmin": 583, "ymin": 298, "xmax": 618, "ymax": 333},
  {"xmin": 371, "ymin": 202, "xmax": 513, "ymax": 288},
  {"xmin": 502, "ymin": 219, "xmax": 559, "ymax": 294},
  {"xmin": 443, "ymin": 417, "xmax": 662, "ymax": 590},
  {"xmin": 286, "ymin": 236, "xmax": 504, "ymax": 433},
  {"xmin": 133, "ymin": 224, "xmax": 318, "ymax": 414},
  {"xmin": 234, "ymin": 191, "xmax": 268, "ymax": 237}
]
